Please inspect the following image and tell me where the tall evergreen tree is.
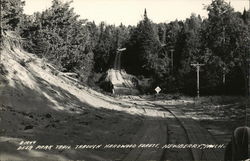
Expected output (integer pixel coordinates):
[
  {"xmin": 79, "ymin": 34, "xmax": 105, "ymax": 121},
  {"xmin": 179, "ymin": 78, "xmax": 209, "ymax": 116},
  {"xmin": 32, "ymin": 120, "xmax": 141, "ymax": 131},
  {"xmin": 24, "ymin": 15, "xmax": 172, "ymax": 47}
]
[
  {"xmin": 242, "ymin": 8, "xmax": 250, "ymax": 24},
  {"xmin": 93, "ymin": 22, "xmax": 118, "ymax": 72},
  {"xmin": 125, "ymin": 9, "xmax": 166, "ymax": 76}
]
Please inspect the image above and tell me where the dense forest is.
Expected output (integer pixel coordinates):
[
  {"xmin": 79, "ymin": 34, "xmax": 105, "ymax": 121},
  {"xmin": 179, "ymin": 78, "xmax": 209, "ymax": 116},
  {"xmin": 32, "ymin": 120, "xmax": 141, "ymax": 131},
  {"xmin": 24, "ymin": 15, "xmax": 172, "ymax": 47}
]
[{"xmin": 1, "ymin": 0, "xmax": 250, "ymax": 95}]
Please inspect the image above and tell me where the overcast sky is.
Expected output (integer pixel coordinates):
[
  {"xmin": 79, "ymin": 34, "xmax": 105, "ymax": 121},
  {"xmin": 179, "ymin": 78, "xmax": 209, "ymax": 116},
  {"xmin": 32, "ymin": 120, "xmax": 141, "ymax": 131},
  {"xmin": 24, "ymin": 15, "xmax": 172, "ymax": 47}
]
[{"xmin": 23, "ymin": 0, "xmax": 249, "ymax": 26}]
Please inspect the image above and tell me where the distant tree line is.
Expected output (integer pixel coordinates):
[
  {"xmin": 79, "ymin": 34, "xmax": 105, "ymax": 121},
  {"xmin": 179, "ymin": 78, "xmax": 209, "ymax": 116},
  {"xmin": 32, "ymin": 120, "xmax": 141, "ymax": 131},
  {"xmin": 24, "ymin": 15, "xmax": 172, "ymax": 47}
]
[{"xmin": 1, "ymin": 0, "xmax": 250, "ymax": 95}]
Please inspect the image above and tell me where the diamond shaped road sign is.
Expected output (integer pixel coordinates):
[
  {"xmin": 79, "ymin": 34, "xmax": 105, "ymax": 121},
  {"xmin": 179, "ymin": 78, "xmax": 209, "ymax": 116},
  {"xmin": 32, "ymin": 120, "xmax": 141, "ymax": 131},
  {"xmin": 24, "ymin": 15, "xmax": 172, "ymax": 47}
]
[{"xmin": 155, "ymin": 86, "xmax": 161, "ymax": 94}]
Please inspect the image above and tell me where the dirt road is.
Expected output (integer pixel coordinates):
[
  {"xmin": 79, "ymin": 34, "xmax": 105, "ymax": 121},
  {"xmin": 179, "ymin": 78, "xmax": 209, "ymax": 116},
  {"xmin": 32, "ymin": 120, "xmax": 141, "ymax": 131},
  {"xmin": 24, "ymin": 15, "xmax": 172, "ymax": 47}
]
[
  {"xmin": 111, "ymin": 51, "xmax": 139, "ymax": 95},
  {"xmin": 120, "ymin": 97, "xmax": 224, "ymax": 161}
]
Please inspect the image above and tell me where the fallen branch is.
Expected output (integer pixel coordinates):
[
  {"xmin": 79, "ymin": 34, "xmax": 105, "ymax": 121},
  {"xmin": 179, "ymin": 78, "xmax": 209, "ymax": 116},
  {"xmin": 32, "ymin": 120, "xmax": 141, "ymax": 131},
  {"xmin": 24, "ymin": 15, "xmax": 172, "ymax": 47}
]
[
  {"xmin": 59, "ymin": 73, "xmax": 79, "ymax": 82},
  {"xmin": 46, "ymin": 64, "xmax": 57, "ymax": 70},
  {"xmin": 58, "ymin": 72, "xmax": 78, "ymax": 77},
  {"xmin": 46, "ymin": 63, "xmax": 79, "ymax": 83}
]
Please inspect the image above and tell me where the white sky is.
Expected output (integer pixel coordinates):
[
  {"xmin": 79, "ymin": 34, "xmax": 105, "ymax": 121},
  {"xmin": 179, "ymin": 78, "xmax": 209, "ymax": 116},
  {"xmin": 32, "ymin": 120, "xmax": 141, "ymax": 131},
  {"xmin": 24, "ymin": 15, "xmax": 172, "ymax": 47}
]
[{"xmin": 23, "ymin": 0, "xmax": 249, "ymax": 26}]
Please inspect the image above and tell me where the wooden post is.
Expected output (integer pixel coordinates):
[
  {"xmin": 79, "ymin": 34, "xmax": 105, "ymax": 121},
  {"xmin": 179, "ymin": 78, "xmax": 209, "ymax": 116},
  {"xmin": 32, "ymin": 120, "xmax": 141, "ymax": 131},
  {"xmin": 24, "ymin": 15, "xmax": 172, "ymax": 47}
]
[
  {"xmin": 191, "ymin": 63, "xmax": 205, "ymax": 98},
  {"xmin": 170, "ymin": 49, "xmax": 174, "ymax": 73},
  {"xmin": 246, "ymin": 58, "xmax": 250, "ymax": 126},
  {"xmin": 223, "ymin": 67, "xmax": 226, "ymax": 84}
]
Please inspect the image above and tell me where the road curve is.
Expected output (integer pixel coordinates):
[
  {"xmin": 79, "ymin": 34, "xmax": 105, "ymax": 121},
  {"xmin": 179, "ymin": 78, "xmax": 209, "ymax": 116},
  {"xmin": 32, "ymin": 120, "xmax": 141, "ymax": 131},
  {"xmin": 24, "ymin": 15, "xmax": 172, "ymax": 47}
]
[{"xmin": 121, "ymin": 97, "xmax": 224, "ymax": 161}]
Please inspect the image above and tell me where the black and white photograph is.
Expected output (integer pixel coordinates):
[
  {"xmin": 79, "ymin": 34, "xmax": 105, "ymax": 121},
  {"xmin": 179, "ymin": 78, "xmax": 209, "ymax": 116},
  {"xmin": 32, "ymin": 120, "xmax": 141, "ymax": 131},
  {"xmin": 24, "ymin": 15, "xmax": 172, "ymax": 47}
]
[{"xmin": 0, "ymin": 0, "xmax": 250, "ymax": 160}]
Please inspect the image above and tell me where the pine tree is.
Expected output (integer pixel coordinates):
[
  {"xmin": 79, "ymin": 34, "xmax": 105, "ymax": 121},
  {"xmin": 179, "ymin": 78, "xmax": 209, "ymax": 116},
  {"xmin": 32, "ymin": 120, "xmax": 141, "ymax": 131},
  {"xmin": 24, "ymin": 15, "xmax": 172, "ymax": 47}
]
[
  {"xmin": 125, "ymin": 9, "xmax": 164, "ymax": 76},
  {"xmin": 242, "ymin": 8, "xmax": 250, "ymax": 24}
]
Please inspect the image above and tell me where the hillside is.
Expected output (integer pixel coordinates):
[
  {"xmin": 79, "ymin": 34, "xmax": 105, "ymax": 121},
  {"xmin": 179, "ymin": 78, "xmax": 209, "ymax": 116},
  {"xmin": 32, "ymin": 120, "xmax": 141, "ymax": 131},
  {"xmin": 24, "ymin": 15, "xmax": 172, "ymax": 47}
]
[{"xmin": 0, "ymin": 32, "xmax": 147, "ymax": 161}]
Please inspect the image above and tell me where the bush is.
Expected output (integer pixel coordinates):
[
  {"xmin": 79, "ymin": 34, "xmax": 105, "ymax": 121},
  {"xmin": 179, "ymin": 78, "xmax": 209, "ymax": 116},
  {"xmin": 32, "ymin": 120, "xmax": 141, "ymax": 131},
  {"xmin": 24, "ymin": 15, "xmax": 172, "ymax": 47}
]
[{"xmin": 100, "ymin": 81, "xmax": 113, "ymax": 93}]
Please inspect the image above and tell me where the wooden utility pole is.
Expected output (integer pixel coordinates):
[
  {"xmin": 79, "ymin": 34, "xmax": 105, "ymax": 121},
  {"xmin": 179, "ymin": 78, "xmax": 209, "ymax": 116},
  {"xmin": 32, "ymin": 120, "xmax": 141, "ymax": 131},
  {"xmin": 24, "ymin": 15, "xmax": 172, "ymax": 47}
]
[
  {"xmin": 170, "ymin": 49, "xmax": 174, "ymax": 73},
  {"xmin": 223, "ymin": 67, "xmax": 226, "ymax": 84},
  {"xmin": 246, "ymin": 57, "xmax": 250, "ymax": 126},
  {"xmin": 191, "ymin": 63, "xmax": 204, "ymax": 98}
]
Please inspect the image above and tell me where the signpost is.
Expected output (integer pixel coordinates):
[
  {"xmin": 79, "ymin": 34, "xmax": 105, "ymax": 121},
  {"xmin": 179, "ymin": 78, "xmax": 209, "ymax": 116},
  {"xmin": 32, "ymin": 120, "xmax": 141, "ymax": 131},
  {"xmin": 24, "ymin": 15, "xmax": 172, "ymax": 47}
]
[{"xmin": 155, "ymin": 86, "xmax": 161, "ymax": 94}]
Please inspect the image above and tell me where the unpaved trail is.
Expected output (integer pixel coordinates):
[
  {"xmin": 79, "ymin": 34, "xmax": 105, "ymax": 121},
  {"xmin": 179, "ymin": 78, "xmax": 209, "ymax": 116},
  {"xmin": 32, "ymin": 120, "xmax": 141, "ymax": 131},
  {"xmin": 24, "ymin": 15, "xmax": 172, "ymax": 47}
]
[
  {"xmin": 123, "ymin": 120, "xmax": 167, "ymax": 161},
  {"xmin": 157, "ymin": 103, "xmax": 224, "ymax": 160},
  {"xmin": 111, "ymin": 51, "xmax": 139, "ymax": 95},
  {"xmin": 119, "ymin": 97, "xmax": 225, "ymax": 161}
]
